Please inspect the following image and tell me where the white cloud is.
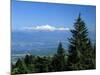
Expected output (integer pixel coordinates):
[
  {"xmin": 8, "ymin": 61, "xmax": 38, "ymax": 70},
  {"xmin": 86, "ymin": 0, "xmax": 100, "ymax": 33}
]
[{"xmin": 23, "ymin": 24, "xmax": 70, "ymax": 31}]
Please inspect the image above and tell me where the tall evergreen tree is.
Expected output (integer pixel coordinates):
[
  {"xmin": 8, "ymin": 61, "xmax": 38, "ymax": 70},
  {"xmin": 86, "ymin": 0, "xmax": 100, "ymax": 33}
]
[
  {"xmin": 67, "ymin": 14, "xmax": 95, "ymax": 70},
  {"xmin": 34, "ymin": 56, "xmax": 49, "ymax": 73},
  {"xmin": 24, "ymin": 54, "xmax": 35, "ymax": 73},
  {"xmin": 51, "ymin": 42, "xmax": 66, "ymax": 71},
  {"xmin": 14, "ymin": 58, "xmax": 28, "ymax": 74},
  {"xmin": 57, "ymin": 42, "xmax": 66, "ymax": 70},
  {"xmin": 24, "ymin": 54, "xmax": 33, "ymax": 65}
]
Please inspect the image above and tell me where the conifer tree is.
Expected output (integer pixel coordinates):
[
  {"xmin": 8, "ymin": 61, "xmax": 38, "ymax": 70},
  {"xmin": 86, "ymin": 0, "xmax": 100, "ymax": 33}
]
[
  {"xmin": 34, "ymin": 56, "xmax": 49, "ymax": 72},
  {"xmin": 14, "ymin": 58, "xmax": 28, "ymax": 74},
  {"xmin": 51, "ymin": 42, "xmax": 66, "ymax": 71},
  {"xmin": 57, "ymin": 42, "xmax": 65, "ymax": 70},
  {"xmin": 67, "ymin": 14, "xmax": 95, "ymax": 70},
  {"xmin": 24, "ymin": 54, "xmax": 33, "ymax": 65},
  {"xmin": 24, "ymin": 54, "xmax": 35, "ymax": 73}
]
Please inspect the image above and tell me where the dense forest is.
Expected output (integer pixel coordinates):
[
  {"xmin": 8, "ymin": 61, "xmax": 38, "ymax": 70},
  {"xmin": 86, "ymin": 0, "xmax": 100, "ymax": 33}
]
[{"xmin": 11, "ymin": 14, "xmax": 96, "ymax": 75}]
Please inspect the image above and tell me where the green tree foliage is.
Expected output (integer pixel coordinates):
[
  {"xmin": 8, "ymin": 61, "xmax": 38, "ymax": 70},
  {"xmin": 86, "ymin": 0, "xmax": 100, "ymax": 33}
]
[
  {"xmin": 67, "ymin": 14, "xmax": 96, "ymax": 70},
  {"xmin": 24, "ymin": 54, "xmax": 35, "ymax": 73},
  {"xmin": 24, "ymin": 54, "xmax": 33, "ymax": 65},
  {"xmin": 14, "ymin": 58, "xmax": 28, "ymax": 74},
  {"xmin": 51, "ymin": 42, "xmax": 66, "ymax": 71},
  {"xmin": 34, "ymin": 56, "xmax": 49, "ymax": 73}
]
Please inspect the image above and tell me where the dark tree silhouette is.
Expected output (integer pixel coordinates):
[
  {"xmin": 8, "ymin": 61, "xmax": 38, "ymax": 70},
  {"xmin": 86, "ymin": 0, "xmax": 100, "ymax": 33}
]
[
  {"xmin": 51, "ymin": 42, "xmax": 66, "ymax": 71},
  {"xmin": 34, "ymin": 56, "xmax": 49, "ymax": 73},
  {"xmin": 67, "ymin": 14, "xmax": 95, "ymax": 70}
]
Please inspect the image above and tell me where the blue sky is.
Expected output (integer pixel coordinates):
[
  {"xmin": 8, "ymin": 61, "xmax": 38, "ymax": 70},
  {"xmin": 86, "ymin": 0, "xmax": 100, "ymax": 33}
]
[{"xmin": 12, "ymin": 0, "xmax": 96, "ymax": 31}]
